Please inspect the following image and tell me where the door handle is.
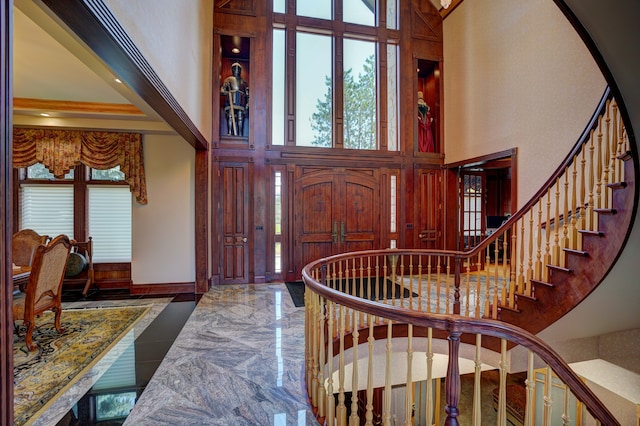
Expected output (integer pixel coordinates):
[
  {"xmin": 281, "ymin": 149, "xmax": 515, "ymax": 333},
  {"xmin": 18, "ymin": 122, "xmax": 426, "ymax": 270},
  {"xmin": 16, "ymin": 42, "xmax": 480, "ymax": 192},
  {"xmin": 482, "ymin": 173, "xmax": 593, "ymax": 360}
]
[
  {"xmin": 242, "ymin": 237, "xmax": 248, "ymax": 243},
  {"xmin": 340, "ymin": 221, "xmax": 345, "ymax": 243},
  {"xmin": 332, "ymin": 221, "xmax": 338, "ymax": 243}
]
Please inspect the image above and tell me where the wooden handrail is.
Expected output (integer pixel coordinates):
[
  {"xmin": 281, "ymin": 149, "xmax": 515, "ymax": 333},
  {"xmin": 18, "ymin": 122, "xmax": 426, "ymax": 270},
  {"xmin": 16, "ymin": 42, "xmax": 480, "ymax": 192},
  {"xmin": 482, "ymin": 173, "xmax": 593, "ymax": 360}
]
[
  {"xmin": 302, "ymin": 266, "xmax": 620, "ymax": 425},
  {"xmin": 300, "ymin": 86, "xmax": 629, "ymax": 425},
  {"xmin": 458, "ymin": 87, "xmax": 614, "ymax": 258}
]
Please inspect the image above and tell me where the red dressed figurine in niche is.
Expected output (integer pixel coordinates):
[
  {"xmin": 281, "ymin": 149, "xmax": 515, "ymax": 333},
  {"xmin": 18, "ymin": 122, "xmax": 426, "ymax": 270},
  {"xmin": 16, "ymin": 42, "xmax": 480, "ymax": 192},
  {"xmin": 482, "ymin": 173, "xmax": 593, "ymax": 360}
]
[{"xmin": 418, "ymin": 91, "xmax": 434, "ymax": 152}]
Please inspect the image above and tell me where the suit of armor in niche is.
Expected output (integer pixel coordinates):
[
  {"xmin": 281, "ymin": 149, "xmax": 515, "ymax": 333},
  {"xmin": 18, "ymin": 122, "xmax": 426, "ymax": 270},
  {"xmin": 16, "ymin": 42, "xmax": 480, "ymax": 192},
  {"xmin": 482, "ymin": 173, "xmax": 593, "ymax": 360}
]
[{"xmin": 221, "ymin": 62, "xmax": 249, "ymax": 136}]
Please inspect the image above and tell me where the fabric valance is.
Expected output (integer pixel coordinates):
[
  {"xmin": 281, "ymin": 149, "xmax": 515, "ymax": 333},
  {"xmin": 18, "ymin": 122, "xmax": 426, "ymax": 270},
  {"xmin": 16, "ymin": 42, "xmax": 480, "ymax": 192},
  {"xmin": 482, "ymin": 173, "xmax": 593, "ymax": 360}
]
[{"xmin": 13, "ymin": 128, "xmax": 147, "ymax": 204}]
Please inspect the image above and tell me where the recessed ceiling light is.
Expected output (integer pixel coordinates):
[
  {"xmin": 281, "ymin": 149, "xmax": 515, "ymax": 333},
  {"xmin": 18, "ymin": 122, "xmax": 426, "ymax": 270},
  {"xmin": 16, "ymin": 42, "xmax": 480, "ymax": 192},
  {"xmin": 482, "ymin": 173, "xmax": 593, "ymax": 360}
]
[
  {"xmin": 114, "ymin": 78, "xmax": 122, "ymax": 84},
  {"xmin": 231, "ymin": 48, "xmax": 240, "ymax": 54},
  {"xmin": 40, "ymin": 113, "xmax": 50, "ymax": 117}
]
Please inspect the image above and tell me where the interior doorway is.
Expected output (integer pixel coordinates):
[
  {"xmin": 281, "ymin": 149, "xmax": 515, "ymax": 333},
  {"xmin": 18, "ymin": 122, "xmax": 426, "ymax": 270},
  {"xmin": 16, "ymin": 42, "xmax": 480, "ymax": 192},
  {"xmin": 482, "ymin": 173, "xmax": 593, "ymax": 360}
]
[{"xmin": 452, "ymin": 150, "xmax": 517, "ymax": 255}]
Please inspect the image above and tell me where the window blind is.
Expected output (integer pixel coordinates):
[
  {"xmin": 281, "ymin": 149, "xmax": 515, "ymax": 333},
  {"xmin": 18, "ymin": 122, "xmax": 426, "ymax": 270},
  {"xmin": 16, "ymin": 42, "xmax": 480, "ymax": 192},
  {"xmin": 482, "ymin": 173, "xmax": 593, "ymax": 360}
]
[
  {"xmin": 88, "ymin": 186, "xmax": 132, "ymax": 262},
  {"xmin": 20, "ymin": 185, "xmax": 74, "ymax": 239}
]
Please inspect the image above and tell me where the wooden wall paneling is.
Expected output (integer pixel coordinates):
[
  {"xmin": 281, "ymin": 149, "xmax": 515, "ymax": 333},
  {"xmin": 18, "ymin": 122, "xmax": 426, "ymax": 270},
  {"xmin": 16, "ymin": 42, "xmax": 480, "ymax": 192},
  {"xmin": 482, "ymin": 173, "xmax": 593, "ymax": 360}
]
[
  {"xmin": 195, "ymin": 149, "xmax": 209, "ymax": 293},
  {"xmin": 284, "ymin": 165, "xmax": 296, "ymax": 281},
  {"xmin": 402, "ymin": 165, "xmax": 413, "ymax": 248},
  {"xmin": 416, "ymin": 167, "xmax": 442, "ymax": 249},
  {"xmin": 443, "ymin": 167, "xmax": 460, "ymax": 251},
  {"xmin": 379, "ymin": 168, "xmax": 391, "ymax": 249},
  {"xmin": 252, "ymin": 155, "xmax": 266, "ymax": 283},
  {"xmin": 219, "ymin": 161, "xmax": 252, "ymax": 284}
]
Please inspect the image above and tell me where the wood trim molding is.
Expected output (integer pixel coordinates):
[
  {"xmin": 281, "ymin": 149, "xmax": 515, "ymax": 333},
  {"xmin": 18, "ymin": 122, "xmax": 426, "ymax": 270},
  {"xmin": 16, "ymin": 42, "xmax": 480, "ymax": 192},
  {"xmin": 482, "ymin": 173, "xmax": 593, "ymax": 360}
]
[
  {"xmin": 1, "ymin": 2, "xmax": 14, "ymax": 423},
  {"xmin": 13, "ymin": 98, "xmax": 144, "ymax": 116},
  {"xmin": 40, "ymin": 0, "xmax": 208, "ymax": 151},
  {"xmin": 439, "ymin": 0, "xmax": 464, "ymax": 19},
  {"xmin": 129, "ymin": 282, "xmax": 196, "ymax": 295}
]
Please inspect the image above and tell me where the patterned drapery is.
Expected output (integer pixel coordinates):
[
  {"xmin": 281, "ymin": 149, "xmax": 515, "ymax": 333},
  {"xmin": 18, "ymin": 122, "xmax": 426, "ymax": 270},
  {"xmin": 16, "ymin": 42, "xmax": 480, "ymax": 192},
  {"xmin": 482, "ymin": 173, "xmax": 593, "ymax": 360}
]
[{"xmin": 13, "ymin": 128, "xmax": 147, "ymax": 204}]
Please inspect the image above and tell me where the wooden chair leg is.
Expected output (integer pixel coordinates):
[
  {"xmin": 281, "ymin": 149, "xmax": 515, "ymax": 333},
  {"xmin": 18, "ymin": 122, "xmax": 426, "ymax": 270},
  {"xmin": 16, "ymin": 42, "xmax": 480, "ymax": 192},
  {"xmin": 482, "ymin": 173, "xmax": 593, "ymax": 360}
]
[
  {"xmin": 53, "ymin": 307, "xmax": 65, "ymax": 333},
  {"xmin": 24, "ymin": 320, "xmax": 37, "ymax": 351},
  {"xmin": 81, "ymin": 277, "xmax": 92, "ymax": 297}
]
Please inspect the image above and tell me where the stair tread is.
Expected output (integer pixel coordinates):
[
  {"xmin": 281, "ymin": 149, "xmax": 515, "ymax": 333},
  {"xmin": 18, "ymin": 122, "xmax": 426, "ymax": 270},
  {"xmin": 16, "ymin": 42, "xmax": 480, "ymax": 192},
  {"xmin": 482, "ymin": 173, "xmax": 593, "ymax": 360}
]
[
  {"xmin": 594, "ymin": 208, "xmax": 618, "ymax": 215},
  {"xmin": 579, "ymin": 229, "xmax": 605, "ymax": 237},
  {"xmin": 547, "ymin": 264, "xmax": 572, "ymax": 273},
  {"xmin": 564, "ymin": 248, "xmax": 589, "ymax": 256},
  {"xmin": 530, "ymin": 278, "xmax": 555, "ymax": 288}
]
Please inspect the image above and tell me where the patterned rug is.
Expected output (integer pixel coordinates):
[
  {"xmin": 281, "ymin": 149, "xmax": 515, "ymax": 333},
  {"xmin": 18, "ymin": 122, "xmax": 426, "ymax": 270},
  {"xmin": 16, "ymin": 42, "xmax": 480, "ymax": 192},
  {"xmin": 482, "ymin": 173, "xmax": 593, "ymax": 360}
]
[{"xmin": 13, "ymin": 306, "xmax": 151, "ymax": 426}]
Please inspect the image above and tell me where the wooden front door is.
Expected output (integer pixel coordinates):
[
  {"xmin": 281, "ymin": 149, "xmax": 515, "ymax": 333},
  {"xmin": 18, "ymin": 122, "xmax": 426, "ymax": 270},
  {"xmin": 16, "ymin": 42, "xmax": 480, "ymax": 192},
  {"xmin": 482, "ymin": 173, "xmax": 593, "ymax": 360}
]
[
  {"xmin": 220, "ymin": 162, "xmax": 250, "ymax": 284},
  {"xmin": 293, "ymin": 167, "xmax": 380, "ymax": 278}
]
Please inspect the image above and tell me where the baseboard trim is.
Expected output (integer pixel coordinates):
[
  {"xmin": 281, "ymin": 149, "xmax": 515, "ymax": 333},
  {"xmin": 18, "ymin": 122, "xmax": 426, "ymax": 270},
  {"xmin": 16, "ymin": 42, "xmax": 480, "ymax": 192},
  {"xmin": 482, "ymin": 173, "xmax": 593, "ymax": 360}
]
[{"xmin": 130, "ymin": 282, "xmax": 195, "ymax": 295}]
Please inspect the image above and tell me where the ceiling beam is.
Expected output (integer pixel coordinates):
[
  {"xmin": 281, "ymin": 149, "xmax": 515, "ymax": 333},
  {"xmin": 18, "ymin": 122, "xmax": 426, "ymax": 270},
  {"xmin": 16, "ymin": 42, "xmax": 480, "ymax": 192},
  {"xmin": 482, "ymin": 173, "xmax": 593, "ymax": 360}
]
[{"xmin": 36, "ymin": 0, "xmax": 208, "ymax": 151}]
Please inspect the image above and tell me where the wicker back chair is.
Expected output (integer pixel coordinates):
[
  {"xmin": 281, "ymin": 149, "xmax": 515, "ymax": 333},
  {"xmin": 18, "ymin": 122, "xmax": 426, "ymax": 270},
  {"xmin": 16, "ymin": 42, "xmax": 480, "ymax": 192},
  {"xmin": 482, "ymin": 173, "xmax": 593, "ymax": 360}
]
[{"xmin": 13, "ymin": 234, "xmax": 72, "ymax": 351}]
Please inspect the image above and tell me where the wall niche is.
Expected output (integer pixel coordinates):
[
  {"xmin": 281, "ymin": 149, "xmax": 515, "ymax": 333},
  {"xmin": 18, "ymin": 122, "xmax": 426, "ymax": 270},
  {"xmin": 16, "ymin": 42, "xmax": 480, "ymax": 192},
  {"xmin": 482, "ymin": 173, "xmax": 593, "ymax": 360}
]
[
  {"xmin": 416, "ymin": 58, "xmax": 441, "ymax": 154},
  {"xmin": 219, "ymin": 35, "xmax": 251, "ymax": 140}
]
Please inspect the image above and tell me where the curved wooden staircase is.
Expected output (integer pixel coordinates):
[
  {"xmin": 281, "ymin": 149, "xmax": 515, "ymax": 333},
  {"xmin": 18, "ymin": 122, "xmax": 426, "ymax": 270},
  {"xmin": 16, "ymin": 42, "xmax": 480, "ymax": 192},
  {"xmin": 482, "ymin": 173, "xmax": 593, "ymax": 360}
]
[
  {"xmin": 484, "ymin": 90, "xmax": 636, "ymax": 335},
  {"xmin": 300, "ymin": 88, "xmax": 636, "ymax": 425}
]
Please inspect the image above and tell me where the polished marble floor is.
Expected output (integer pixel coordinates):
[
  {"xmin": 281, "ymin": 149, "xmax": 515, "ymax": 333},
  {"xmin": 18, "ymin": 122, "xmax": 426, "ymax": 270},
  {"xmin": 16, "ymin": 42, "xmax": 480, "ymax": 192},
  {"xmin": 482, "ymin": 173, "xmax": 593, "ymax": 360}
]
[
  {"xmin": 31, "ymin": 284, "xmax": 314, "ymax": 425},
  {"xmin": 25, "ymin": 290, "xmax": 196, "ymax": 426},
  {"xmin": 123, "ymin": 283, "xmax": 316, "ymax": 425}
]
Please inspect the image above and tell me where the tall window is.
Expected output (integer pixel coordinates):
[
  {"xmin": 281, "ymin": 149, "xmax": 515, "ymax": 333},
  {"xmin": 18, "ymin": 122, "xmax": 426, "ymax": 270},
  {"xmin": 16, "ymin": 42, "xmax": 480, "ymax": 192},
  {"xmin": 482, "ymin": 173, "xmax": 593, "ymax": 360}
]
[
  {"xmin": 19, "ymin": 163, "xmax": 132, "ymax": 262},
  {"xmin": 296, "ymin": 32, "xmax": 332, "ymax": 147},
  {"xmin": 343, "ymin": 38, "xmax": 376, "ymax": 150},
  {"xmin": 272, "ymin": 29, "xmax": 286, "ymax": 146},
  {"xmin": 272, "ymin": 0, "xmax": 399, "ymax": 151},
  {"xmin": 274, "ymin": 171, "xmax": 283, "ymax": 274}
]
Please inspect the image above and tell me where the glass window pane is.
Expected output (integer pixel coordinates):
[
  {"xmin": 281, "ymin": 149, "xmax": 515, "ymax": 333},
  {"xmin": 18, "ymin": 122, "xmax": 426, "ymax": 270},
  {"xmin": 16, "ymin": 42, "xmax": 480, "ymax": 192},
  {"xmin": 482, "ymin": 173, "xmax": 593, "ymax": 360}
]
[
  {"xmin": 91, "ymin": 165, "xmax": 125, "ymax": 181},
  {"xmin": 272, "ymin": 29, "xmax": 285, "ymax": 146},
  {"xmin": 273, "ymin": 0, "xmax": 285, "ymax": 14},
  {"xmin": 390, "ymin": 175, "xmax": 397, "ymax": 233},
  {"xmin": 387, "ymin": 0, "xmax": 398, "ymax": 30},
  {"xmin": 387, "ymin": 44, "xmax": 399, "ymax": 151},
  {"xmin": 344, "ymin": 0, "xmax": 375, "ymax": 26},
  {"xmin": 297, "ymin": 0, "xmax": 331, "ymax": 20},
  {"xmin": 274, "ymin": 242, "xmax": 282, "ymax": 274},
  {"xmin": 343, "ymin": 38, "xmax": 376, "ymax": 150},
  {"xmin": 274, "ymin": 171, "xmax": 282, "ymax": 234},
  {"xmin": 20, "ymin": 185, "xmax": 74, "ymax": 239},
  {"xmin": 27, "ymin": 163, "xmax": 73, "ymax": 179},
  {"xmin": 88, "ymin": 186, "xmax": 132, "ymax": 262},
  {"xmin": 296, "ymin": 32, "xmax": 332, "ymax": 147}
]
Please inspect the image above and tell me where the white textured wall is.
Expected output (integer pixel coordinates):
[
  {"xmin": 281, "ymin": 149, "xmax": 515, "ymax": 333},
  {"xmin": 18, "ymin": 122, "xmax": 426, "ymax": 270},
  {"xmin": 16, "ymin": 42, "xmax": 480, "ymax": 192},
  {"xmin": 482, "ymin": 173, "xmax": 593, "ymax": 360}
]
[
  {"xmin": 443, "ymin": 0, "xmax": 606, "ymax": 204},
  {"xmin": 102, "ymin": 0, "xmax": 213, "ymax": 140},
  {"xmin": 132, "ymin": 135, "xmax": 195, "ymax": 285}
]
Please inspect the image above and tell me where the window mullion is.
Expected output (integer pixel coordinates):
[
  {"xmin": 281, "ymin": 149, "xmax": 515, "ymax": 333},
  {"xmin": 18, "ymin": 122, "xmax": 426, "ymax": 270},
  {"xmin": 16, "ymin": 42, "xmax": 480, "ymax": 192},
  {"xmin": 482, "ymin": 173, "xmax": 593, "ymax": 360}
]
[
  {"xmin": 334, "ymin": 34, "xmax": 344, "ymax": 149},
  {"xmin": 74, "ymin": 164, "xmax": 88, "ymax": 242}
]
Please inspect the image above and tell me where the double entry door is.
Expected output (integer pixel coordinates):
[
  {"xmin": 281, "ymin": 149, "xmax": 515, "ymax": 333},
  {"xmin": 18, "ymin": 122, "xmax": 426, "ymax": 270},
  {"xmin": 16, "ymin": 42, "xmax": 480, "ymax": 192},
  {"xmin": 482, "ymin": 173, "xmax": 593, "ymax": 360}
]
[{"xmin": 293, "ymin": 167, "xmax": 381, "ymax": 279}]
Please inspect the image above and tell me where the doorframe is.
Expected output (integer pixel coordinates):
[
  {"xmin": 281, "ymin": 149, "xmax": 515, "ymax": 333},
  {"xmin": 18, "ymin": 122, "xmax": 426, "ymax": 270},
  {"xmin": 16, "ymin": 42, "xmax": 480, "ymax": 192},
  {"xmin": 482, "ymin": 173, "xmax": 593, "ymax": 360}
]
[{"xmin": 444, "ymin": 148, "xmax": 518, "ymax": 251}]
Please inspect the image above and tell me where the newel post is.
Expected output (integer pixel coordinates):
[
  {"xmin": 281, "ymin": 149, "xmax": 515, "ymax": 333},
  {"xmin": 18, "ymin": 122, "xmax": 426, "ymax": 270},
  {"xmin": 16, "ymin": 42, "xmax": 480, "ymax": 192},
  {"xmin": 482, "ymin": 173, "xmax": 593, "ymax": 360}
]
[{"xmin": 444, "ymin": 331, "xmax": 462, "ymax": 425}]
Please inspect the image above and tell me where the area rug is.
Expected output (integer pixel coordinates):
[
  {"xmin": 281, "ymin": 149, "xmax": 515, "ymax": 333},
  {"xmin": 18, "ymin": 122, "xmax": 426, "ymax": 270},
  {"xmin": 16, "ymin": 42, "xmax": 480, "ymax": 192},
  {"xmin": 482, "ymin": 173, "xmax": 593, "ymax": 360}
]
[
  {"xmin": 13, "ymin": 306, "xmax": 151, "ymax": 426},
  {"xmin": 285, "ymin": 281, "xmax": 306, "ymax": 307}
]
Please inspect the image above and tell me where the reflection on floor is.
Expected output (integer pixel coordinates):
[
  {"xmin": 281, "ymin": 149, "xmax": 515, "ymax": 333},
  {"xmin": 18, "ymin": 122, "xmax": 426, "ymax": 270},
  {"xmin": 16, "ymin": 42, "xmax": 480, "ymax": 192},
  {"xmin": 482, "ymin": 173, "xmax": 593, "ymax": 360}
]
[
  {"xmin": 123, "ymin": 283, "xmax": 316, "ymax": 425},
  {"xmin": 42, "ymin": 290, "xmax": 196, "ymax": 426},
  {"xmin": 41, "ymin": 284, "xmax": 315, "ymax": 425}
]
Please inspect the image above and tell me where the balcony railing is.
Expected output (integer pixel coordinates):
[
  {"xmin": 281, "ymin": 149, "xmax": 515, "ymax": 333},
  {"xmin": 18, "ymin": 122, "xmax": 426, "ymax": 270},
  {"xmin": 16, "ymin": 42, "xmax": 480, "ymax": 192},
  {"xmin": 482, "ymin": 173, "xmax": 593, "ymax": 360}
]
[
  {"xmin": 301, "ymin": 88, "xmax": 630, "ymax": 425},
  {"xmin": 302, "ymin": 253, "xmax": 620, "ymax": 425}
]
